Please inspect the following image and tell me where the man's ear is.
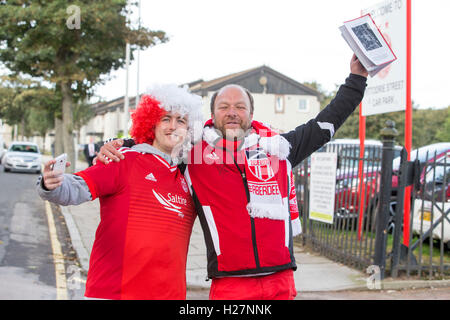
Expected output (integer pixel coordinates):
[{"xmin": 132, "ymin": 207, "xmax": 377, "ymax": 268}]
[{"xmin": 211, "ymin": 114, "xmax": 215, "ymax": 123}]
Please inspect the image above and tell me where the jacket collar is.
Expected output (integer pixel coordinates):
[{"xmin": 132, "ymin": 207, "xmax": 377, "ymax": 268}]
[{"xmin": 202, "ymin": 120, "xmax": 291, "ymax": 160}]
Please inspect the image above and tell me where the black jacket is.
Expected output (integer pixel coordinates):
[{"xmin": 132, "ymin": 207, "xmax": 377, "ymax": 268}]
[{"xmin": 282, "ymin": 73, "xmax": 367, "ymax": 168}]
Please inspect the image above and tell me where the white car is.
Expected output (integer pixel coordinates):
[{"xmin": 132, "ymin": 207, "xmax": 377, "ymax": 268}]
[
  {"xmin": 0, "ymin": 135, "xmax": 5, "ymax": 162},
  {"xmin": 412, "ymin": 151, "xmax": 450, "ymax": 248},
  {"xmin": 412, "ymin": 199, "xmax": 450, "ymax": 248},
  {"xmin": 0, "ymin": 146, "xmax": 5, "ymax": 162},
  {"xmin": 1, "ymin": 141, "xmax": 42, "ymax": 174}
]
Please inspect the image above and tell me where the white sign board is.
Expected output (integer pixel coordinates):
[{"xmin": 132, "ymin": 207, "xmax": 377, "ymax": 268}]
[
  {"xmin": 361, "ymin": 0, "xmax": 407, "ymax": 116},
  {"xmin": 309, "ymin": 152, "xmax": 338, "ymax": 224}
]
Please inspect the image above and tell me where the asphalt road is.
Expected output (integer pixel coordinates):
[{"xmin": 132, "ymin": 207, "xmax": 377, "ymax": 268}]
[{"xmin": 0, "ymin": 165, "xmax": 85, "ymax": 300}]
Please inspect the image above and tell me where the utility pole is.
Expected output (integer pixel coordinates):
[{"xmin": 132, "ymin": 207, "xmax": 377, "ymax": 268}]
[
  {"xmin": 135, "ymin": 0, "xmax": 141, "ymax": 109},
  {"xmin": 124, "ymin": 42, "xmax": 130, "ymax": 136},
  {"xmin": 123, "ymin": 1, "xmax": 131, "ymax": 136}
]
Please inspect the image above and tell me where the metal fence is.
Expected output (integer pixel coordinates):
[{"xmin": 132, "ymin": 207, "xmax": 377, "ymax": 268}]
[
  {"xmin": 294, "ymin": 142, "xmax": 383, "ymax": 271},
  {"xmin": 295, "ymin": 130, "xmax": 450, "ymax": 279},
  {"xmin": 391, "ymin": 148, "xmax": 450, "ymax": 278}
]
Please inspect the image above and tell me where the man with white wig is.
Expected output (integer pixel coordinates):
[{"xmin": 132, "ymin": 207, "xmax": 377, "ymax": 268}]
[{"xmin": 36, "ymin": 84, "xmax": 203, "ymax": 300}]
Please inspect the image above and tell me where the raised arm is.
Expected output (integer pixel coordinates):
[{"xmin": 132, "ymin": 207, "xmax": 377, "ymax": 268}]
[{"xmin": 282, "ymin": 55, "xmax": 368, "ymax": 167}]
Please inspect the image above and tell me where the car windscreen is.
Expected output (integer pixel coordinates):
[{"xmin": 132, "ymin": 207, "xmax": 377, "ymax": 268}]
[
  {"xmin": 393, "ymin": 144, "xmax": 450, "ymax": 170},
  {"xmin": 9, "ymin": 144, "xmax": 39, "ymax": 153}
]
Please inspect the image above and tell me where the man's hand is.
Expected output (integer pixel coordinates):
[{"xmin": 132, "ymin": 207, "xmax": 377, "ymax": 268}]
[
  {"xmin": 350, "ymin": 54, "xmax": 369, "ymax": 78},
  {"xmin": 95, "ymin": 139, "xmax": 125, "ymax": 165},
  {"xmin": 42, "ymin": 159, "xmax": 71, "ymax": 190}
]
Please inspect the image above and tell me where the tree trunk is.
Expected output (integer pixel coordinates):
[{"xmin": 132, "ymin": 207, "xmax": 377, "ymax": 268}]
[
  {"xmin": 42, "ymin": 134, "xmax": 46, "ymax": 154},
  {"xmin": 54, "ymin": 116, "xmax": 64, "ymax": 157},
  {"xmin": 61, "ymin": 82, "xmax": 76, "ymax": 173}
]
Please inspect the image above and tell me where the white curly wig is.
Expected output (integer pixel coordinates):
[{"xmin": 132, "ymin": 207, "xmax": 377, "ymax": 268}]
[{"xmin": 146, "ymin": 83, "xmax": 204, "ymax": 163}]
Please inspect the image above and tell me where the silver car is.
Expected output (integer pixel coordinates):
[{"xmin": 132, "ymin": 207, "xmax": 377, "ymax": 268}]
[{"xmin": 1, "ymin": 141, "xmax": 42, "ymax": 174}]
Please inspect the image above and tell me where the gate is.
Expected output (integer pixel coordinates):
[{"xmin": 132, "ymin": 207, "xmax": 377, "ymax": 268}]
[
  {"xmin": 294, "ymin": 140, "xmax": 384, "ymax": 271},
  {"xmin": 391, "ymin": 147, "xmax": 450, "ymax": 278},
  {"xmin": 295, "ymin": 121, "xmax": 450, "ymax": 279}
]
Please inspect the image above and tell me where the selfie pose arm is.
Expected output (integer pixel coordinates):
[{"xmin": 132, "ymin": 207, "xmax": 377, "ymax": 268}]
[{"xmin": 36, "ymin": 159, "xmax": 93, "ymax": 206}]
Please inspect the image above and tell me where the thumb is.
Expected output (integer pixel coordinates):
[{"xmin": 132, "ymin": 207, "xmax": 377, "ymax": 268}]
[{"xmin": 43, "ymin": 159, "xmax": 56, "ymax": 173}]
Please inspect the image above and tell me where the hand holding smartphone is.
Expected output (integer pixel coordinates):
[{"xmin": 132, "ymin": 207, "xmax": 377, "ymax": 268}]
[{"xmin": 52, "ymin": 153, "xmax": 67, "ymax": 173}]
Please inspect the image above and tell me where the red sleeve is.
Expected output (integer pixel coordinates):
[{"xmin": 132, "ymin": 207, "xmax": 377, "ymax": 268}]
[{"xmin": 74, "ymin": 160, "xmax": 125, "ymax": 200}]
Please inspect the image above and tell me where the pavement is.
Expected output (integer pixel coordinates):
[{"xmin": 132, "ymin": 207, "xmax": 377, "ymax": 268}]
[{"xmin": 43, "ymin": 156, "xmax": 450, "ymax": 297}]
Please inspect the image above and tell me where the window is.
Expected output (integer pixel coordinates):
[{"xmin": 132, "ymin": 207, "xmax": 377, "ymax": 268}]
[
  {"xmin": 10, "ymin": 144, "xmax": 38, "ymax": 153},
  {"xmin": 298, "ymin": 99, "xmax": 309, "ymax": 112},
  {"xmin": 275, "ymin": 96, "xmax": 284, "ymax": 113}
]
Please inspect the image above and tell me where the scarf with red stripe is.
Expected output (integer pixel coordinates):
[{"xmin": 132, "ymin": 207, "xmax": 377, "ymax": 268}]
[{"xmin": 203, "ymin": 120, "xmax": 301, "ymax": 234}]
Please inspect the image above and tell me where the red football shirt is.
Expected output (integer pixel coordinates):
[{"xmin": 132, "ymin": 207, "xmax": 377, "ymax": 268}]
[{"xmin": 75, "ymin": 148, "xmax": 196, "ymax": 299}]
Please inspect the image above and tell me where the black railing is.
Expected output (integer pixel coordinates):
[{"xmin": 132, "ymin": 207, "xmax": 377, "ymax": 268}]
[{"xmin": 295, "ymin": 121, "xmax": 450, "ymax": 279}]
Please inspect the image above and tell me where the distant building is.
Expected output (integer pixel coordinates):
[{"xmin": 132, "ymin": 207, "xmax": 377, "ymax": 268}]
[
  {"xmin": 188, "ymin": 65, "xmax": 322, "ymax": 133},
  {"xmin": 80, "ymin": 65, "xmax": 322, "ymax": 143},
  {"xmin": 79, "ymin": 95, "xmax": 137, "ymax": 143}
]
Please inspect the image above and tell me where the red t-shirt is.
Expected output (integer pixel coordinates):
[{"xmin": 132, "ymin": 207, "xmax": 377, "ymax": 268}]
[{"xmin": 75, "ymin": 148, "xmax": 196, "ymax": 299}]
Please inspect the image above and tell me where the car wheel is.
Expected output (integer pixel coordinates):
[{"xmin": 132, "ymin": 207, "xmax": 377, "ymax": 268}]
[{"xmin": 3, "ymin": 167, "xmax": 10, "ymax": 172}]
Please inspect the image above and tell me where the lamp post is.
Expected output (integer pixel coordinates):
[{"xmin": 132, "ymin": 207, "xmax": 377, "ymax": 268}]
[{"xmin": 135, "ymin": 0, "xmax": 141, "ymax": 109}]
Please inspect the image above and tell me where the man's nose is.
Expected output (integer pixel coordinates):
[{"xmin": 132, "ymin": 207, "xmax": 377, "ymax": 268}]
[
  {"xmin": 168, "ymin": 118, "xmax": 178, "ymax": 130},
  {"xmin": 225, "ymin": 106, "xmax": 238, "ymax": 117}
]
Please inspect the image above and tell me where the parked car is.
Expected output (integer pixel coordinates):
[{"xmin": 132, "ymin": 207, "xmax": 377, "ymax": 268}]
[
  {"xmin": 412, "ymin": 199, "xmax": 450, "ymax": 249},
  {"xmin": 296, "ymin": 139, "xmax": 393, "ymax": 178},
  {"xmin": 403, "ymin": 149, "xmax": 450, "ymax": 249},
  {"xmin": 392, "ymin": 142, "xmax": 450, "ymax": 190},
  {"xmin": 412, "ymin": 151, "xmax": 449, "ymax": 246},
  {"xmin": 334, "ymin": 168, "xmax": 380, "ymax": 222},
  {"xmin": 418, "ymin": 150, "xmax": 450, "ymax": 203},
  {"xmin": 0, "ymin": 135, "xmax": 5, "ymax": 162},
  {"xmin": 296, "ymin": 139, "xmax": 389, "ymax": 229},
  {"xmin": 389, "ymin": 143, "xmax": 450, "ymax": 229},
  {"xmin": 0, "ymin": 144, "xmax": 6, "ymax": 163},
  {"xmin": 1, "ymin": 141, "xmax": 42, "ymax": 174}
]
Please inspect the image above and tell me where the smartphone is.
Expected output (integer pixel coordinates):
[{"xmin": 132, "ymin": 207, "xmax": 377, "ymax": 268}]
[{"xmin": 53, "ymin": 153, "xmax": 67, "ymax": 173}]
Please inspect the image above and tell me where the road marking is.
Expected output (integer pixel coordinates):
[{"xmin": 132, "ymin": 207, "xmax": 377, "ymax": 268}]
[{"xmin": 45, "ymin": 201, "xmax": 68, "ymax": 300}]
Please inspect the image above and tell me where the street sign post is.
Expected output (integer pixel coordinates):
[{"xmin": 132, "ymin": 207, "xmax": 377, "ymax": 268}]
[
  {"xmin": 361, "ymin": 0, "xmax": 408, "ymax": 117},
  {"xmin": 357, "ymin": 0, "xmax": 412, "ymax": 244}
]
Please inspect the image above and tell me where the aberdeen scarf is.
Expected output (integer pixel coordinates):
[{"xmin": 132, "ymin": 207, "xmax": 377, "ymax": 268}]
[{"xmin": 203, "ymin": 120, "xmax": 300, "ymax": 226}]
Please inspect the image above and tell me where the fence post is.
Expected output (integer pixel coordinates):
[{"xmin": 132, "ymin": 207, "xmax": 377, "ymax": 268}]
[
  {"xmin": 374, "ymin": 120, "xmax": 398, "ymax": 280},
  {"xmin": 391, "ymin": 147, "xmax": 408, "ymax": 278}
]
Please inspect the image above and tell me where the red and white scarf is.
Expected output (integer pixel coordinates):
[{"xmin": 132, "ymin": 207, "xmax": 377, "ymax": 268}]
[{"xmin": 203, "ymin": 120, "xmax": 301, "ymax": 235}]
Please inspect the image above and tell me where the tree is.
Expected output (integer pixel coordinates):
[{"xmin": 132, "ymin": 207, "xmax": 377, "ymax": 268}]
[
  {"xmin": 435, "ymin": 107, "xmax": 450, "ymax": 142},
  {"xmin": 334, "ymin": 105, "xmax": 450, "ymax": 148},
  {"xmin": 26, "ymin": 107, "xmax": 54, "ymax": 153},
  {"xmin": 303, "ymin": 81, "xmax": 339, "ymax": 111},
  {"xmin": 14, "ymin": 85, "xmax": 61, "ymax": 151},
  {"xmin": 0, "ymin": 76, "xmax": 61, "ymax": 145},
  {"xmin": 0, "ymin": 76, "xmax": 38, "ymax": 139},
  {"xmin": 0, "ymin": 0, "xmax": 167, "ymax": 172}
]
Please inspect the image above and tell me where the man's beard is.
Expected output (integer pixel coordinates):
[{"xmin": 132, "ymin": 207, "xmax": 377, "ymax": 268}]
[
  {"xmin": 217, "ymin": 119, "xmax": 252, "ymax": 141},
  {"xmin": 222, "ymin": 128, "xmax": 247, "ymax": 140}
]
